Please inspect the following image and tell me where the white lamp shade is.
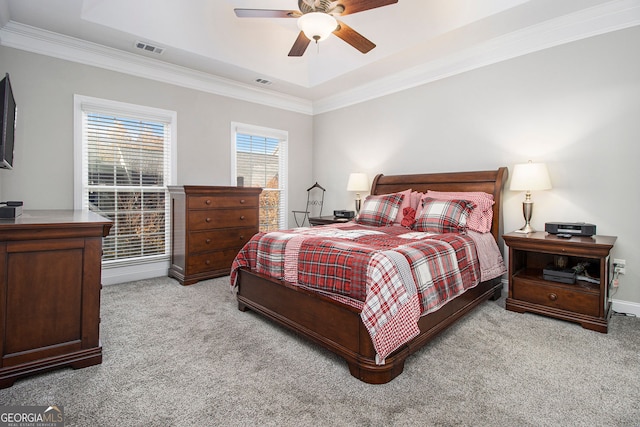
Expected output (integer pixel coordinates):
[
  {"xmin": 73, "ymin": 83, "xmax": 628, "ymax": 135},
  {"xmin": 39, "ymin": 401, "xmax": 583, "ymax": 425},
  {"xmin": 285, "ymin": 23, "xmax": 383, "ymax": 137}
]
[
  {"xmin": 347, "ymin": 173, "xmax": 369, "ymax": 192},
  {"xmin": 297, "ymin": 12, "xmax": 337, "ymax": 42},
  {"xmin": 510, "ymin": 162, "xmax": 552, "ymax": 191}
]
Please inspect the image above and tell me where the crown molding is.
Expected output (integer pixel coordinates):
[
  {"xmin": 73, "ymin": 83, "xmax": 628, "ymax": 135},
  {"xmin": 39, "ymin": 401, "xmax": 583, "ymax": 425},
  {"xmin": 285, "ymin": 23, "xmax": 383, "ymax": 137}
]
[
  {"xmin": 1, "ymin": 1, "xmax": 638, "ymax": 116},
  {"xmin": 0, "ymin": 21, "xmax": 314, "ymax": 115},
  {"xmin": 312, "ymin": 0, "xmax": 640, "ymax": 114}
]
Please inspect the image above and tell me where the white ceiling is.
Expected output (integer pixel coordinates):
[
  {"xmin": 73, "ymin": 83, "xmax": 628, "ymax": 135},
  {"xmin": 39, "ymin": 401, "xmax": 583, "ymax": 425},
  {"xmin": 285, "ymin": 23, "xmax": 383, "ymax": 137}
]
[{"xmin": 1, "ymin": 0, "xmax": 639, "ymax": 114}]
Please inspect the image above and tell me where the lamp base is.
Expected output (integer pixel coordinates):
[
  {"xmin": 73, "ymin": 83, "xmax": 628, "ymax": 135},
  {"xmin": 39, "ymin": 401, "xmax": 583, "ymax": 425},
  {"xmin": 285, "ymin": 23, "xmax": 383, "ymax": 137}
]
[
  {"xmin": 514, "ymin": 223, "xmax": 536, "ymax": 234},
  {"xmin": 514, "ymin": 198, "xmax": 535, "ymax": 233}
]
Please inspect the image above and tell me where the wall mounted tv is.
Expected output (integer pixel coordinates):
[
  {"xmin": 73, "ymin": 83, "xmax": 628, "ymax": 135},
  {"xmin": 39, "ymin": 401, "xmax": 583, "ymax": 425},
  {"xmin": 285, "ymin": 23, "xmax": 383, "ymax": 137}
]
[{"xmin": 0, "ymin": 73, "xmax": 17, "ymax": 169}]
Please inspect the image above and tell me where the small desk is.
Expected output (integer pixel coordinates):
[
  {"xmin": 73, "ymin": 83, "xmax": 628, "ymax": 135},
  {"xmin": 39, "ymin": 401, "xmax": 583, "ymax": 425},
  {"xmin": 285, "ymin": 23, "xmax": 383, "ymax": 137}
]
[{"xmin": 308, "ymin": 216, "xmax": 353, "ymax": 226}]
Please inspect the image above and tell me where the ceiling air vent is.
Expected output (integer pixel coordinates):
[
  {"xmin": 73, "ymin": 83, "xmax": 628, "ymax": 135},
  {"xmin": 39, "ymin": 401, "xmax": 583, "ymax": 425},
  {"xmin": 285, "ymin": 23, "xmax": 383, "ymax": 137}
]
[
  {"xmin": 255, "ymin": 78, "xmax": 272, "ymax": 86},
  {"xmin": 135, "ymin": 41, "xmax": 165, "ymax": 55}
]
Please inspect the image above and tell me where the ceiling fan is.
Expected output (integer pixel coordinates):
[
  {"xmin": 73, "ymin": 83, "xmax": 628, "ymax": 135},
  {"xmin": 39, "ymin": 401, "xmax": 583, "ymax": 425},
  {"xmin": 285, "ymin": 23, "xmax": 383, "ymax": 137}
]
[{"xmin": 235, "ymin": 0, "xmax": 399, "ymax": 57}]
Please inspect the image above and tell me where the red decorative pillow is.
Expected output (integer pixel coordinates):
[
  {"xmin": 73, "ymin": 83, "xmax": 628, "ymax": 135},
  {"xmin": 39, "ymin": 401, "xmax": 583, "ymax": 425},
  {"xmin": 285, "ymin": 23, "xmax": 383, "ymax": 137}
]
[
  {"xmin": 401, "ymin": 207, "xmax": 416, "ymax": 228},
  {"xmin": 414, "ymin": 197, "xmax": 476, "ymax": 233},
  {"xmin": 356, "ymin": 193, "xmax": 404, "ymax": 227}
]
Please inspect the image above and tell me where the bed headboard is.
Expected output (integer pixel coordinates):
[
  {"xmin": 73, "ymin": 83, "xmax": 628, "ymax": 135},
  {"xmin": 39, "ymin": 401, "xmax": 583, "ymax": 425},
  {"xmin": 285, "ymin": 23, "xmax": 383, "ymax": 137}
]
[{"xmin": 370, "ymin": 167, "xmax": 508, "ymax": 241}]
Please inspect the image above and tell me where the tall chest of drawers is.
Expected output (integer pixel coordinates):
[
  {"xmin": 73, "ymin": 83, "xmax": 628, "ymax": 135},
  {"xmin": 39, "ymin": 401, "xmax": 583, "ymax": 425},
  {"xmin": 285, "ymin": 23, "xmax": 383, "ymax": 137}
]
[{"xmin": 168, "ymin": 186, "xmax": 262, "ymax": 285}]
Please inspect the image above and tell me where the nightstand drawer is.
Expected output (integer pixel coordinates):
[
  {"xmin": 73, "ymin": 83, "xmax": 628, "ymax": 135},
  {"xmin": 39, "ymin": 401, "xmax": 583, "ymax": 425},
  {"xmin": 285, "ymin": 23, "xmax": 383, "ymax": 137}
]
[{"xmin": 512, "ymin": 277, "xmax": 599, "ymax": 317}]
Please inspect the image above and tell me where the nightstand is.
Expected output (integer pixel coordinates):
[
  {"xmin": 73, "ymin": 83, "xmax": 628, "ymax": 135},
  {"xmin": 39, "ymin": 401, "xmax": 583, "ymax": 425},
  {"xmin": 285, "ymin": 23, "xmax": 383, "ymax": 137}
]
[
  {"xmin": 503, "ymin": 231, "xmax": 616, "ymax": 333},
  {"xmin": 308, "ymin": 216, "xmax": 353, "ymax": 226}
]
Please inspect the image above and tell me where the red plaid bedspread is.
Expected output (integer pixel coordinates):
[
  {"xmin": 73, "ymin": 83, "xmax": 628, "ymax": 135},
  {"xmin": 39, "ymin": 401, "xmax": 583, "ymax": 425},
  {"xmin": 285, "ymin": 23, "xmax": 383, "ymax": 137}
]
[{"xmin": 230, "ymin": 223, "xmax": 482, "ymax": 364}]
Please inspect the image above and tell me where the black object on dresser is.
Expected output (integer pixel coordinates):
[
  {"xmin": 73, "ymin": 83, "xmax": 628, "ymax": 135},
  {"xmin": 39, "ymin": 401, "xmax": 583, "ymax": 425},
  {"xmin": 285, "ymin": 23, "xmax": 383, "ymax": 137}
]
[
  {"xmin": 168, "ymin": 186, "xmax": 262, "ymax": 285},
  {"xmin": 504, "ymin": 231, "xmax": 616, "ymax": 333}
]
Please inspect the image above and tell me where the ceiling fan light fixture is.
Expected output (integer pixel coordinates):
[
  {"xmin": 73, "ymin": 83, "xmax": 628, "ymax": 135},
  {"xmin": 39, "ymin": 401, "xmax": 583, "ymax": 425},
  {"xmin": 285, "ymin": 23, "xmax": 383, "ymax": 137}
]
[{"xmin": 297, "ymin": 12, "xmax": 337, "ymax": 42}]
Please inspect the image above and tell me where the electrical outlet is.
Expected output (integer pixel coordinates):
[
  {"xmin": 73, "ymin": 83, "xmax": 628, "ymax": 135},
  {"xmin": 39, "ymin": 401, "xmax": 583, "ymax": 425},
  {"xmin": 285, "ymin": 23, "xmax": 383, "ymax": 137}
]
[
  {"xmin": 613, "ymin": 258, "xmax": 626, "ymax": 267},
  {"xmin": 616, "ymin": 266, "xmax": 626, "ymax": 275}
]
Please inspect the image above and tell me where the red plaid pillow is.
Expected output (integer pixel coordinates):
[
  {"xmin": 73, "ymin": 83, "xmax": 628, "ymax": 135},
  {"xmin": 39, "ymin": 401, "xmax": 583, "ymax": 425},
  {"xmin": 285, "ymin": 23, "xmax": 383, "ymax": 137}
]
[
  {"xmin": 425, "ymin": 191, "xmax": 494, "ymax": 233},
  {"xmin": 356, "ymin": 193, "xmax": 404, "ymax": 227},
  {"xmin": 414, "ymin": 197, "xmax": 476, "ymax": 233}
]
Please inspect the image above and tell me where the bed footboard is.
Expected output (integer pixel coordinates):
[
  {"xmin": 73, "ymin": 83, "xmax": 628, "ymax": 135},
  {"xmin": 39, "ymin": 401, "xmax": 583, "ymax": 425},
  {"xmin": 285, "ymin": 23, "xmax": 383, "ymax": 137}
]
[{"xmin": 236, "ymin": 268, "xmax": 502, "ymax": 384}]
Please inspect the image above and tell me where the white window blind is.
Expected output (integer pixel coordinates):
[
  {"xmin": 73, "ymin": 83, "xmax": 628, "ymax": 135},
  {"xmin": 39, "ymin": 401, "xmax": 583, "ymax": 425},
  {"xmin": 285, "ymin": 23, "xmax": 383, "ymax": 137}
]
[
  {"xmin": 79, "ymin": 102, "xmax": 173, "ymax": 264},
  {"xmin": 232, "ymin": 123, "xmax": 288, "ymax": 231}
]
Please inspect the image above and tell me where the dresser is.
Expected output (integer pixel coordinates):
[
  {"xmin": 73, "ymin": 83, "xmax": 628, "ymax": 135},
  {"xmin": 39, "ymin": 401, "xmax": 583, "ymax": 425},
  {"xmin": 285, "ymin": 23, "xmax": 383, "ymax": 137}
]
[
  {"xmin": 0, "ymin": 210, "xmax": 112, "ymax": 388},
  {"xmin": 168, "ymin": 186, "xmax": 262, "ymax": 285},
  {"xmin": 504, "ymin": 231, "xmax": 616, "ymax": 333}
]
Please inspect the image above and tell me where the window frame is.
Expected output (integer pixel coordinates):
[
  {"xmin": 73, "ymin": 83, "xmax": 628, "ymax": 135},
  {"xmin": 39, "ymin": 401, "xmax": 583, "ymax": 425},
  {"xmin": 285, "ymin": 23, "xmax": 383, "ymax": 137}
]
[
  {"xmin": 230, "ymin": 122, "xmax": 288, "ymax": 230},
  {"xmin": 74, "ymin": 95, "xmax": 177, "ymax": 282}
]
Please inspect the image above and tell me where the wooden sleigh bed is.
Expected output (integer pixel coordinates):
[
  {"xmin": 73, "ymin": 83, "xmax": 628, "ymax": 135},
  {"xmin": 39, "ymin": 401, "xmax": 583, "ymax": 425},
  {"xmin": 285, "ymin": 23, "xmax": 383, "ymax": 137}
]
[{"xmin": 234, "ymin": 167, "xmax": 508, "ymax": 384}]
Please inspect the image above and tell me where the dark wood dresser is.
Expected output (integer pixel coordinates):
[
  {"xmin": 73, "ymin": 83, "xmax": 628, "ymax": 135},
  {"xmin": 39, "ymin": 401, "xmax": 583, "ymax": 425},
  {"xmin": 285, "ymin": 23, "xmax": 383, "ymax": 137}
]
[
  {"xmin": 0, "ymin": 210, "xmax": 112, "ymax": 388},
  {"xmin": 168, "ymin": 186, "xmax": 262, "ymax": 285}
]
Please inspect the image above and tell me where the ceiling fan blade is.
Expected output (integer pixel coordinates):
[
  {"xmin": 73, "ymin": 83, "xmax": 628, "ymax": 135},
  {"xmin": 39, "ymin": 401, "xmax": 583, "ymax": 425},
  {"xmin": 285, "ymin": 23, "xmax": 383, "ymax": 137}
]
[
  {"xmin": 234, "ymin": 9, "xmax": 299, "ymax": 18},
  {"xmin": 333, "ymin": 21, "xmax": 375, "ymax": 54},
  {"xmin": 337, "ymin": 0, "xmax": 398, "ymax": 16},
  {"xmin": 288, "ymin": 31, "xmax": 311, "ymax": 57}
]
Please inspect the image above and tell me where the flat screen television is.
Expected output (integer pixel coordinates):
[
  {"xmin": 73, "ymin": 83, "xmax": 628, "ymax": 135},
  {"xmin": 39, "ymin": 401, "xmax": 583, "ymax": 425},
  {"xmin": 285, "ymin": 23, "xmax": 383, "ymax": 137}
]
[{"xmin": 0, "ymin": 73, "xmax": 17, "ymax": 169}]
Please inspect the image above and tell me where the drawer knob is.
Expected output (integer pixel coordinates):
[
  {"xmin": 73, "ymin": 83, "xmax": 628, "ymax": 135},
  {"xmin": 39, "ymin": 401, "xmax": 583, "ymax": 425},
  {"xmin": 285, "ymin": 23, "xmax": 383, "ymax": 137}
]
[
  {"xmin": 240, "ymin": 215, "xmax": 246, "ymax": 220},
  {"xmin": 239, "ymin": 235, "xmax": 244, "ymax": 240},
  {"xmin": 206, "ymin": 217, "xmax": 211, "ymax": 222},
  {"xmin": 205, "ymin": 239, "xmax": 211, "ymax": 244},
  {"xmin": 205, "ymin": 259, "xmax": 211, "ymax": 265},
  {"xmin": 548, "ymin": 293, "xmax": 558, "ymax": 301},
  {"xmin": 205, "ymin": 199, "xmax": 211, "ymax": 205},
  {"xmin": 240, "ymin": 199, "xmax": 246, "ymax": 204}
]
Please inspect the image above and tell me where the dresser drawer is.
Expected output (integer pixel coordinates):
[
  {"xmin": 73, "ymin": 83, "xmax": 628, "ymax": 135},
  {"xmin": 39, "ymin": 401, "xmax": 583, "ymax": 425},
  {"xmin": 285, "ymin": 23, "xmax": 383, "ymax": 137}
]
[
  {"xmin": 188, "ymin": 195, "xmax": 258, "ymax": 210},
  {"xmin": 187, "ymin": 249, "xmax": 240, "ymax": 275},
  {"xmin": 189, "ymin": 228, "xmax": 257, "ymax": 253},
  {"xmin": 512, "ymin": 277, "xmax": 599, "ymax": 317},
  {"xmin": 188, "ymin": 209, "xmax": 258, "ymax": 230}
]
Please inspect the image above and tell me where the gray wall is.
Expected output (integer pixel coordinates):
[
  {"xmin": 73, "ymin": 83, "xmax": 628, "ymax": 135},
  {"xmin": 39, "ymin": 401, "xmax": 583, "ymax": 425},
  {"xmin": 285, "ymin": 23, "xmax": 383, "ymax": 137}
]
[
  {"xmin": 1, "ymin": 25, "xmax": 638, "ymax": 307},
  {"xmin": 0, "ymin": 45, "xmax": 313, "ymax": 226},
  {"xmin": 314, "ymin": 26, "xmax": 640, "ymax": 306}
]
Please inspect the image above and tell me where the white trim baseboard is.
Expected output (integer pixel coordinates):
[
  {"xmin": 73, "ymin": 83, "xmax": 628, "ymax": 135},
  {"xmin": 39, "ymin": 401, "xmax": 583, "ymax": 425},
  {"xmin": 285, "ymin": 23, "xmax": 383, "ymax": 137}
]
[
  {"xmin": 611, "ymin": 299, "xmax": 640, "ymax": 317},
  {"xmin": 102, "ymin": 260, "xmax": 170, "ymax": 286}
]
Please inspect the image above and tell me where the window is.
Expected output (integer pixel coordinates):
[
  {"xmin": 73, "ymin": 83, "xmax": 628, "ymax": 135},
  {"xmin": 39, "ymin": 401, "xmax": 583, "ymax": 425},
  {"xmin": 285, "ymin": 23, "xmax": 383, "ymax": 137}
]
[
  {"xmin": 231, "ymin": 123, "xmax": 288, "ymax": 231},
  {"xmin": 74, "ymin": 96, "xmax": 176, "ymax": 272}
]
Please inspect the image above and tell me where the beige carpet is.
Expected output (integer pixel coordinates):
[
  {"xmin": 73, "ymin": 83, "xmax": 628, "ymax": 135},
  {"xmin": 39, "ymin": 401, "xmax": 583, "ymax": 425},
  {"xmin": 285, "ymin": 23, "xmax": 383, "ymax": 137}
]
[{"xmin": 1, "ymin": 276, "xmax": 638, "ymax": 426}]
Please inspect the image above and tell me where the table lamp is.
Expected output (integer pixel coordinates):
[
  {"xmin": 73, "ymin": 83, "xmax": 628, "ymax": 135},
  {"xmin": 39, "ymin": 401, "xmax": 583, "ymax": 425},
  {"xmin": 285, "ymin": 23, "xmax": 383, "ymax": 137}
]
[
  {"xmin": 346, "ymin": 173, "xmax": 369, "ymax": 213},
  {"xmin": 510, "ymin": 161, "xmax": 552, "ymax": 233}
]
